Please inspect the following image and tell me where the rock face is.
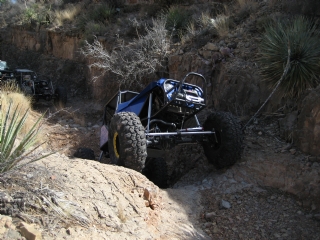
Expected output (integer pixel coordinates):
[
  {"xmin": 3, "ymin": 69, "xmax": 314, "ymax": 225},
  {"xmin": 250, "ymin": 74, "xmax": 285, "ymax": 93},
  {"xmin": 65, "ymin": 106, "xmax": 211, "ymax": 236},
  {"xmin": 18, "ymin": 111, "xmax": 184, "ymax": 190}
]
[
  {"xmin": 6, "ymin": 27, "xmax": 82, "ymax": 60},
  {"xmin": 241, "ymin": 156, "xmax": 320, "ymax": 208},
  {"xmin": 294, "ymin": 86, "xmax": 320, "ymax": 156},
  {"xmin": 168, "ymin": 51, "xmax": 284, "ymax": 115},
  {"xmin": 0, "ymin": 26, "xmax": 121, "ymax": 104},
  {"xmin": 18, "ymin": 222, "xmax": 42, "ymax": 240},
  {"xmin": 0, "ymin": 26, "xmax": 95, "ymax": 102}
]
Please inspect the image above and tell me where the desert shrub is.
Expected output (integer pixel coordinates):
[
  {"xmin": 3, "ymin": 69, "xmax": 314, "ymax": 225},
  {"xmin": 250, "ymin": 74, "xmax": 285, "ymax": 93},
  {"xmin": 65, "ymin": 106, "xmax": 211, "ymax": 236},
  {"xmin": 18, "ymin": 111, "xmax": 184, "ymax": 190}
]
[
  {"xmin": 0, "ymin": 88, "xmax": 50, "ymax": 173},
  {"xmin": 125, "ymin": 18, "xmax": 147, "ymax": 39},
  {"xmin": 85, "ymin": 21, "xmax": 107, "ymax": 34},
  {"xmin": 82, "ymin": 21, "xmax": 107, "ymax": 43},
  {"xmin": 179, "ymin": 11, "xmax": 222, "ymax": 46},
  {"xmin": 198, "ymin": 12, "xmax": 212, "ymax": 29},
  {"xmin": 163, "ymin": 5, "xmax": 191, "ymax": 39},
  {"xmin": 53, "ymin": 4, "xmax": 81, "ymax": 26},
  {"xmin": 21, "ymin": 4, "xmax": 52, "ymax": 25},
  {"xmin": 76, "ymin": 4, "xmax": 113, "ymax": 41},
  {"xmin": 185, "ymin": 20, "xmax": 197, "ymax": 36},
  {"xmin": 259, "ymin": 16, "xmax": 320, "ymax": 97},
  {"xmin": 81, "ymin": 17, "xmax": 169, "ymax": 89},
  {"xmin": 210, "ymin": 15, "xmax": 230, "ymax": 37},
  {"xmin": 91, "ymin": 4, "xmax": 115, "ymax": 23},
  {"xmin": 196, "ymin": 12, "xmax": 218, "ymax": 38},
  {"xmin": 76, "ymin": 14, "xmax": 88, "ymax": 30},
  {"xmin": 22, "ymin": 6, "xmax": 38, "ymax": 23},
  {"xmin": 180, "ymin": 20, "xmax": 202, "ymax": 44}
]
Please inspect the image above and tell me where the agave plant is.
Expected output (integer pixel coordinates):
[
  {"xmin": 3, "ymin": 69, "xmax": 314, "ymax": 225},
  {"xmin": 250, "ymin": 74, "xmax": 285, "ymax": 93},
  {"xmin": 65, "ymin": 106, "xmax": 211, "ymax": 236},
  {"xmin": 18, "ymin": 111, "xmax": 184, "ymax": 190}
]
[
  {"xmin": 259, "ymin": 16, "xmax": 320, "ymax": 97},
  {"xmin": 0, "ymin": 103, "xmax": 51, "ymax": 173}
]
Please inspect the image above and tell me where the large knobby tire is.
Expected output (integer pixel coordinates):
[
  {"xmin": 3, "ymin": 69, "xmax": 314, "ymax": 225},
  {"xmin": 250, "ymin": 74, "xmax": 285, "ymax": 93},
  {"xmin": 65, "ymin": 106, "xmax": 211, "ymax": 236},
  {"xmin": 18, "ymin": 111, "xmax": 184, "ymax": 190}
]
[
  {"xmin": 203, "ymin": 111, "xmax": 243, "ymax": 169},
  {"xmin": 108, "ymin": 112, "xmax": 147, "ymax": 172},
  {"xmin": 54, "ymin": 87, "xmax": 67, "ymax": 109},
  {"xmin": 142, "ymin": 157, "xmax": 168, "ymax": 188}
]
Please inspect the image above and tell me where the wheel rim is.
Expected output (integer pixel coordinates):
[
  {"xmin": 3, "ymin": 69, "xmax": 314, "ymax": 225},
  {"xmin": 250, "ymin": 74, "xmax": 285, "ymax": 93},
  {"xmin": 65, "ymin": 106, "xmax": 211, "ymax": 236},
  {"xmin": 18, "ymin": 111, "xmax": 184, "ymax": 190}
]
[{"xmin": 113, "ymin": 132, "xmax": 120, "ymax": 158}]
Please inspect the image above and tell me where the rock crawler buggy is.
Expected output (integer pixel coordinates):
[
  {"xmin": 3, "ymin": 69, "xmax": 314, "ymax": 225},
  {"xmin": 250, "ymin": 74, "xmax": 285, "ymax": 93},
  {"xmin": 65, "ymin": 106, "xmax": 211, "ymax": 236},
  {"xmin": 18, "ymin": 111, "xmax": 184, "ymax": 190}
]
[{"xmin": 99, "ymin": 72, "xmax": 243, "ymax": 187}]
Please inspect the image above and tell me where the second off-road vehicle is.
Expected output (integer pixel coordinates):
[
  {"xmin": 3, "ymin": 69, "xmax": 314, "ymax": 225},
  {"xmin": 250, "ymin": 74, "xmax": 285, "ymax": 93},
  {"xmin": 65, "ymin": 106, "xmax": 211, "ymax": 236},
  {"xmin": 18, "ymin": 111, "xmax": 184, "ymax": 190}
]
[{"xmin": 0, "ymin": 63, "xmax": 67, "ymax": 108}]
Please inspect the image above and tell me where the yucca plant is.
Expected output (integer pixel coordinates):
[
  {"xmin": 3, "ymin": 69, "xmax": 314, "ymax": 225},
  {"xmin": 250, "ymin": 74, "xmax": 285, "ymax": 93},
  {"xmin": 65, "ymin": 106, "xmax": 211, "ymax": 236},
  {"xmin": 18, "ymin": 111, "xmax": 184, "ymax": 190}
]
[
  {"xmin": 164, "ymin": 6, "xmax": 191, "ymax": 34},
  {"xmin": 259, "ymin": 16, "xmax": 320, "ymax": 97},
  {"xmin": 0, "ymin": 102, "xmax": 51, "ymax": 173}
]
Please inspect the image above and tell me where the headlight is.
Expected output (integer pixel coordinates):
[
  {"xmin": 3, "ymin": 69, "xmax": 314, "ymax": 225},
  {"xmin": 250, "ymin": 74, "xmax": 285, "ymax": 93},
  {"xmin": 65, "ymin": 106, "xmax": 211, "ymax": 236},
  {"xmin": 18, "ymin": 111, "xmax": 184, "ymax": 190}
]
[{"xmin": 164, "ymin": 82, "xmax": 174, "ymax": 92}]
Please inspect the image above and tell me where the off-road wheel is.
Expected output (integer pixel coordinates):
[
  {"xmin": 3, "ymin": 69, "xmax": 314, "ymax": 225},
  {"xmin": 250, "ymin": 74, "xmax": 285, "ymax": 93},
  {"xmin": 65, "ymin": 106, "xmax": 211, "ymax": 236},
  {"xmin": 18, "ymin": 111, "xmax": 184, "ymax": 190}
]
[
  {"xmin": 74, "ymin": 147, "xmax": 95, "ymax": 160},
  {"xmin": 108, "ymin": 112, "xmax": 147, "ymax": 172},
  {"xmin": 202, "ymin": 111, "xmax": 243, "ymax": 169},
  {"xmin": 54, "ymin": 87, "xmax": 67, "ymax": 109},
  {"xmin": 142, "ymin": 157, "xmax": 168, "ymax": 188}
]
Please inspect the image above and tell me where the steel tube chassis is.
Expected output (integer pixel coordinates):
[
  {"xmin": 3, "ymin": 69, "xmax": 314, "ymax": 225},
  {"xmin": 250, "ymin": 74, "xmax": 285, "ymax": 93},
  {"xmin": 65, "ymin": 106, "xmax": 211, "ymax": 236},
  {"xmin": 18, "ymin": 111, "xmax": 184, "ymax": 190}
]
[{"xmin": 99, "ymin": 72, "xmax": 218, "ymax": 159}]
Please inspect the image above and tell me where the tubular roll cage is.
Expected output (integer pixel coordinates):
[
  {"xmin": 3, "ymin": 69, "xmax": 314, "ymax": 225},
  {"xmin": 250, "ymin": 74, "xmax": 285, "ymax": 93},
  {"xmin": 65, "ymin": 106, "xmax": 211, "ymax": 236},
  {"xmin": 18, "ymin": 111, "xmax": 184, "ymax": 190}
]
[{"xmin": 101, "ymin": 72, "xmax": 217, "ymax": 151}]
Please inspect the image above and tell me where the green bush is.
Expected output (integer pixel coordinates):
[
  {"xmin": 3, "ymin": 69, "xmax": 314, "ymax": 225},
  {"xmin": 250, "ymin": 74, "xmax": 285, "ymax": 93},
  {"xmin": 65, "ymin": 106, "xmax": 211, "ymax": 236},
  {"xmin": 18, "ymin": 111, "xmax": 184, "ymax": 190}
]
[
  {"xmin": 76, "ymin": 14, "xmax": 88, "ymax": 31},
  {"xmin": 91, "ymin": 4, "xmax": 115, "ymax": 23},
  {"xmin": 259, "ymin": 16, "xmax": 320, "ymax": 97},
  {"xmin": 21, "ymin": 4, "xmax": 51, "ymax": 25},
  {"xmin": 0, "ymin": 103, "xmax": 50, "ymax": 173},
  {"xmin": 22, "ymin": 7, "xmax": 38, "ymax": 23}
]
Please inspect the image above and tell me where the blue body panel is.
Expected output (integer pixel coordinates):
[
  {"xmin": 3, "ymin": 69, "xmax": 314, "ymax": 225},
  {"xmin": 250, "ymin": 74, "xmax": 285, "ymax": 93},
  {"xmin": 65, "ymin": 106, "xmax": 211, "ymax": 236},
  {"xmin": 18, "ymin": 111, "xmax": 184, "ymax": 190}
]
[{"xmin": 116, "ymin": 79, "xmax": 165, "ymax": 115}]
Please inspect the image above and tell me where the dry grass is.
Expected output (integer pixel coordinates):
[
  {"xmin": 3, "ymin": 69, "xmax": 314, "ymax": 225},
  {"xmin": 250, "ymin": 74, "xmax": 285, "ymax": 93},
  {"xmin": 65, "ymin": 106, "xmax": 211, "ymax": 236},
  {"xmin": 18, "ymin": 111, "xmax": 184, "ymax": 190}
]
[
  {"xmin": 211, "ymin": 15, "xmax": 230, "ymax": 37},
  {"xmin": 0, "ymin": 83, "xmax": 44, "ymax": 142},
  {"xmin": 53, "ymin": 5, "xmax": 81, "ymax": 26},
  {"xmin": 199, "ymin": 12, "xmax": 212, "ymax": 28},
  {"xmin": 186, "ymin": 21, "xmax": 196, "ymax": 36},
  {"xmin": 180, "ymin": 20, "xmax": 197, "ymax": 44},
  {"xmin": 0, "ymin": 163, "xmax": 90, "ymax": 229}
]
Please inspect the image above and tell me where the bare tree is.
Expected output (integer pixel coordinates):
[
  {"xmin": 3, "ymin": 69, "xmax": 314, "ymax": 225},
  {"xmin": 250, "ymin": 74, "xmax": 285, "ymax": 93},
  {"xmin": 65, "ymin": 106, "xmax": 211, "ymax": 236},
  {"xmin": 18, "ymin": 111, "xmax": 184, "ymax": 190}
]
[{"xmin": 81, "ymin": 17, "xmax": 169, "ymax": 89}]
